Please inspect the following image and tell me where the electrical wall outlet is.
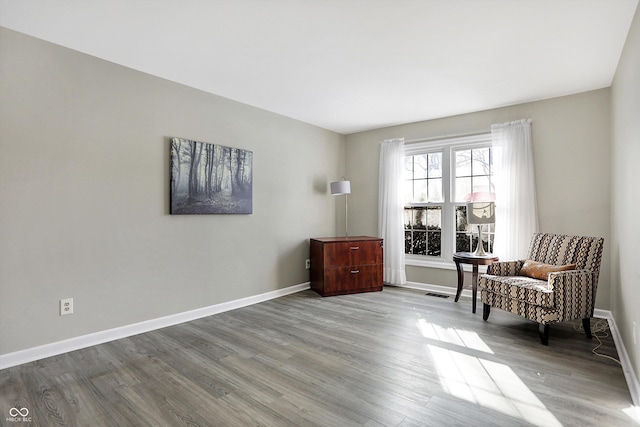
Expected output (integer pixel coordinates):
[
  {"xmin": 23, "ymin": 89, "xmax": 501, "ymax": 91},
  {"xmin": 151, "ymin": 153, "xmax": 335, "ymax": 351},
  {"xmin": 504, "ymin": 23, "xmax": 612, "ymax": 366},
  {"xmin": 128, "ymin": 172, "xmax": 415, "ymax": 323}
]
[
  {"xmin": 305, "ymin": 259, "xmax": 311, "ymax": 269},
  {"xmin": 60, "ymin": 298, "xmax": 74, "ymax": 316}
]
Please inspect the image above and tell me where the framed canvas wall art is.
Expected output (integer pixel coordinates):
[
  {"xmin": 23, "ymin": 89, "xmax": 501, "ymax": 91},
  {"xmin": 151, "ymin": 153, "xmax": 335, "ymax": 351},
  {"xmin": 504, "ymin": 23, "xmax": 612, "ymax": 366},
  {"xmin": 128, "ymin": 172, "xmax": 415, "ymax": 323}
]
[{"xmin": 170, "ymin": 138, "xmax": 253, "ymax": 214}]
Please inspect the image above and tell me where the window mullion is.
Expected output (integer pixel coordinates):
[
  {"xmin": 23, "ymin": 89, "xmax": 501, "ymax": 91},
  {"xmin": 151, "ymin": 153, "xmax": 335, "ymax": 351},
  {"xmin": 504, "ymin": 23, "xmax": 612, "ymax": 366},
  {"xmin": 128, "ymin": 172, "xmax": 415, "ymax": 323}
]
[{"xmin": 441, "ymin": 147, "xmax": 453, "ymax": 259}]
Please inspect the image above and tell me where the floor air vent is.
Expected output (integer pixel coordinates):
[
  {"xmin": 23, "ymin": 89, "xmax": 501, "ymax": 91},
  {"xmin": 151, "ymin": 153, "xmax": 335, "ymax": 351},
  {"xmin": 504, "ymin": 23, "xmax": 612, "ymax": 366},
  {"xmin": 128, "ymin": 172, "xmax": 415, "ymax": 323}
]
[{"xmin": 425, "ymin": 292, "xmax": 450, "ymax": 299}]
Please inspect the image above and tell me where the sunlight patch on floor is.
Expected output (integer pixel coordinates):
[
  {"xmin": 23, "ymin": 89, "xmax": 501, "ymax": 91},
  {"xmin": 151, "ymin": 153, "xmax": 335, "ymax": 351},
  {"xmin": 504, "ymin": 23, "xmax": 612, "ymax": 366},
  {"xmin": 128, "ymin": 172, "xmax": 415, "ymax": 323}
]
[
  {"xmin": 622, "ymin": 405, "xmax": 640, "ymax": 424},
  {"xmin": 418, "ymin": 319, "xmax": 562, "ymax": 427},
  {"xmin": 416, "ymin": 318, "xmax": 493, "ymax": 354}
]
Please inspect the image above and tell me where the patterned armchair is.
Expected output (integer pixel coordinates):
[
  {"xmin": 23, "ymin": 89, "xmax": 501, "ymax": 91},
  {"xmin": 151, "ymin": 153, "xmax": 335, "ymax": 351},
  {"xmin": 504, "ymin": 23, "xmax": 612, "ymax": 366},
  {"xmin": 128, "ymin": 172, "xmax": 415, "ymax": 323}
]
[{"xmin": 479, "ymin": 233, "xmax": 604, "ymax": 345}]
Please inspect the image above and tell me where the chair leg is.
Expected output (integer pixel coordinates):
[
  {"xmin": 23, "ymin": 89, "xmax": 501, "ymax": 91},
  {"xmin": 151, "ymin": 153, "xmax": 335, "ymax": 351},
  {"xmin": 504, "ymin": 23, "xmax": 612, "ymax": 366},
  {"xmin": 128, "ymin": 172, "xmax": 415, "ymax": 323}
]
[
  {"xmin": 483, "ymin": 303, "xmax": 490, "ymax": 321},
  {"xmin": 539, "ymin": 323, "xmax": 549, "ymax": 346},
  {"xmin": 582, "ymin": 318, "xmax": 593, "ymax": 339}
]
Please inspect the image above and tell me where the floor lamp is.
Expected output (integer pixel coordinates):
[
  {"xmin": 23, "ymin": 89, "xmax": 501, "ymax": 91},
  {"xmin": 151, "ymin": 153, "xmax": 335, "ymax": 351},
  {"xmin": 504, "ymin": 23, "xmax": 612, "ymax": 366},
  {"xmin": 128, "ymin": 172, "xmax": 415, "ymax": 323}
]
[
  {"xmin": 331, "ymin": 179, "xmax": 351, "ymax": 237},
  {"xmin": 466, "ymin": 201, "xmax": 495, "ymax": 256}
]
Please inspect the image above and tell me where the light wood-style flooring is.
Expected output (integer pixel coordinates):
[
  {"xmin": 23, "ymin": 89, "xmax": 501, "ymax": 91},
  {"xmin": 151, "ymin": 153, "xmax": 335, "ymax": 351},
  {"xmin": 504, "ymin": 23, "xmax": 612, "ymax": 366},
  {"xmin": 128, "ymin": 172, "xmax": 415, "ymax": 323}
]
[{"xmin": 1, "ymin": 286, "xmax": 635, "ymax": 426}]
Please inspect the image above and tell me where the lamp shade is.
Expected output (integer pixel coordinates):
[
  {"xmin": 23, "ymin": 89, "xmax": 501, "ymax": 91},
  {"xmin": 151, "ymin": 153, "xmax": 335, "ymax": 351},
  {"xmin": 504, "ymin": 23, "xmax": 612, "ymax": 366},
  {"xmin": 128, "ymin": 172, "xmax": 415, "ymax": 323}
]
[
  {"xmin": 330, "ymin": 180, "xmax": 351, "ymax": 196},
  {"xmin": 466, "ymin": 202, "xmax": 495, "ymax": 225}
]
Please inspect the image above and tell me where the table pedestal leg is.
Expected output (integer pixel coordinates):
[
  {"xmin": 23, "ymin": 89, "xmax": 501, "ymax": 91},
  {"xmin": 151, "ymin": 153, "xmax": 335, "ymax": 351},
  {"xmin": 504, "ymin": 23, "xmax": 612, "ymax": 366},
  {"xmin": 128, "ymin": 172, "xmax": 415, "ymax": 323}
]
[
  {"xmin": 472, "ymin": 264, "xmax": 479, "ymax": 313},
  {"xmin": 454, "ymin": 260, "xmax": 463, "ymax": 302}
]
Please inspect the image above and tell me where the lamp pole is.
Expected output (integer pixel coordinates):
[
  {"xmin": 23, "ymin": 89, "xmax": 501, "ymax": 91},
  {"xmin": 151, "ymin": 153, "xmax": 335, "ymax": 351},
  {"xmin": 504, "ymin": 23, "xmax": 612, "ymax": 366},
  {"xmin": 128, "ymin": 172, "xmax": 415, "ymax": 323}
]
[
  {"xmin": 345, "ymin": 193, "xmax": 348, "ymax": 237},
  {"xmin": 330, "ymin": 179, "xmax": 351, "ymax": 238}
]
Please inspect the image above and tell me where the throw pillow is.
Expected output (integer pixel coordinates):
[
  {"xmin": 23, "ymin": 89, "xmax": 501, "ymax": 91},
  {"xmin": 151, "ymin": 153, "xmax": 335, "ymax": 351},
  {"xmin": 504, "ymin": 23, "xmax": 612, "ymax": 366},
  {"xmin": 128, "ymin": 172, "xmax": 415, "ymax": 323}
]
[{"xmin": 519, "ymin": 259, "xmax": 576, "ymax": 281}]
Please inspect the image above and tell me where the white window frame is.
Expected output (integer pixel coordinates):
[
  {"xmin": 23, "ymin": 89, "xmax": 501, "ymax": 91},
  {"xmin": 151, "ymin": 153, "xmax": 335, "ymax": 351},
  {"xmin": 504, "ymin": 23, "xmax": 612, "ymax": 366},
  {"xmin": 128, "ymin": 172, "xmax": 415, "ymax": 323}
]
[{"xmin": 404, "ymin": 133, "xmax": 492, "ymax": 270}]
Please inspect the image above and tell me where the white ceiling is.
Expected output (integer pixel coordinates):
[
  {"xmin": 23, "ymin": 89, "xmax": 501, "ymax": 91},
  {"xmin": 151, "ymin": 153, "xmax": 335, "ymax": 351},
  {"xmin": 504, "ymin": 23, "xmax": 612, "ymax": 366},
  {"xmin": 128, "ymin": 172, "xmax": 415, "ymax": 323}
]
[{"xmin": 1, "ymin": 0, "xmax": 637, "ymax": 134}]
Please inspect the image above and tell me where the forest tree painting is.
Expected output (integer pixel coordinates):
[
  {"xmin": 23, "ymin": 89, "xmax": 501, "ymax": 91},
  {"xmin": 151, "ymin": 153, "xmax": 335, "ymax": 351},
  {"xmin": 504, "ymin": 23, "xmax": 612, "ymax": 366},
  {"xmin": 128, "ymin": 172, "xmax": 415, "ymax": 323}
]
[{"xmin": 170, "ymin": 138, "xmax": 253, "ymax": 214}]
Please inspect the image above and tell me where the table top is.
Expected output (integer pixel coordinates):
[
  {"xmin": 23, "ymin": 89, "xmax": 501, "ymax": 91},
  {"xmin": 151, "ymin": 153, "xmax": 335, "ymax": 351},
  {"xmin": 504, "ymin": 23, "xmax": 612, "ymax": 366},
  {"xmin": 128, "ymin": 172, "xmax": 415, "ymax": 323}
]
[{"xmin": 453, "ymin": 252, "xmax": 499, "ymax": 264}]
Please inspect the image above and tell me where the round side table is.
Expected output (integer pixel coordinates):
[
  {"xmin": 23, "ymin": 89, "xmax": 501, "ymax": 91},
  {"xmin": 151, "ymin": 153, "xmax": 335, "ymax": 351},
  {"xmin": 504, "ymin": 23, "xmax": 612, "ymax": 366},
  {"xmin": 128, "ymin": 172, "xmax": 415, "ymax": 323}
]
[{"xmin": 453, "ymin": 252, "xmax": 499, "ymax": 313}]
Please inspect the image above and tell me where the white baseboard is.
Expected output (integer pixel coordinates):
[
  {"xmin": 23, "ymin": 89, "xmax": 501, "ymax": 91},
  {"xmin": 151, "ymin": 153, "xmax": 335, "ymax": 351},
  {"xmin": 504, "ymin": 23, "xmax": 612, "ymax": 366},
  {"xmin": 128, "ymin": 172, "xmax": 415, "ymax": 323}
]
[
  {"xmin": 4, "ymin": 281, "xmax": 638, "ymax": 409},
  {"xmin": 0, "ymin": 282, "xmax": 310, "ymax": 370},
  {"xmin": 595, "ymin": 309, "xmax": 640, "ymax": 407}
]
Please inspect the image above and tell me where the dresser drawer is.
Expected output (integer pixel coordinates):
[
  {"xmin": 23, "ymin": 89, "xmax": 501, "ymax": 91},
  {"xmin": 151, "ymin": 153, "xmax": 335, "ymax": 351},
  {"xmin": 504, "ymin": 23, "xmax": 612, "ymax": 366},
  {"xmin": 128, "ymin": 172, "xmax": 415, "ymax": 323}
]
[
  {"xmin": 322, "ymin": 241, "xmax": 382, "ymax": 267},
  {"xmin": 319, "ymin": 265, "xmax": 383, "ymax": 296}
]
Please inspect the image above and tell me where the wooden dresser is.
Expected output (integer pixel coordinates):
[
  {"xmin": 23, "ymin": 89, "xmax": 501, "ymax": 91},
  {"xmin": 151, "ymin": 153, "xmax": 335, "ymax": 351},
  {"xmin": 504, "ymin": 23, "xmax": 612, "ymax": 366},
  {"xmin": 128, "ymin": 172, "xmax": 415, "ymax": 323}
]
[{"xmin": 310, "ymin": 236, "xmax": 383, "ymax": 297}]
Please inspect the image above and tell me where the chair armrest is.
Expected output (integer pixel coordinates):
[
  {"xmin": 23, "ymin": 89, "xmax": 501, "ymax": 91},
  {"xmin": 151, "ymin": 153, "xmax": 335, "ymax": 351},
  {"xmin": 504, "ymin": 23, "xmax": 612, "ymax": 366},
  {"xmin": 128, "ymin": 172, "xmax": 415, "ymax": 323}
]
[
  {"xmin": 486, "ymin": 260, "xmax": 525, "ymax": 276},
  {"xmin": 548, "ymin": 269, "xmax": 596, "ymax": 321}
]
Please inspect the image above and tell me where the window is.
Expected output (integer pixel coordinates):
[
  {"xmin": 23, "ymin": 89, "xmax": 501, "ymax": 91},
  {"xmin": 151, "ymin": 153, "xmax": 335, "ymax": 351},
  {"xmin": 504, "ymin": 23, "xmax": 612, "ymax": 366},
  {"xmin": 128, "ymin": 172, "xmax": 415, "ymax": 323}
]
[{"xmin": 404, "ymin": 134, "xmax": 494, "ymax": 267}]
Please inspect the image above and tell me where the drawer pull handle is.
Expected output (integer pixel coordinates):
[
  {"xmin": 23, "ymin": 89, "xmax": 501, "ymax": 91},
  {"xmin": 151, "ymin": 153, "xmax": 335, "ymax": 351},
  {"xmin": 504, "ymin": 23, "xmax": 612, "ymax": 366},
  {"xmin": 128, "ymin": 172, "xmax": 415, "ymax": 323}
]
[
  {"xmin": 351, "ymin": 270, "xmax": 360, "ymax": 274},
  {"xmin": 350, "ymin": 246, "xmax": 360, "ymax": 250}
]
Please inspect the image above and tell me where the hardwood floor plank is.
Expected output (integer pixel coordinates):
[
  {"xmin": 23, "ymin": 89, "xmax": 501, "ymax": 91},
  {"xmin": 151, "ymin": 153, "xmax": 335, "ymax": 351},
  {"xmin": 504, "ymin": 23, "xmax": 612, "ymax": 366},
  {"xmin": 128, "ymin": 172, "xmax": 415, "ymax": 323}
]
[{"xmin": 0, "ymin": 287, "xmax": 634, "ymax": 426}]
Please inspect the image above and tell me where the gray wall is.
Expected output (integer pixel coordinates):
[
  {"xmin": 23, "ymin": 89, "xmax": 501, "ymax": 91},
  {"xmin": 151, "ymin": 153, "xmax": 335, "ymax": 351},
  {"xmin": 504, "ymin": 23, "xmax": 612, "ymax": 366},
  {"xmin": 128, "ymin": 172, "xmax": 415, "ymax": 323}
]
[
  {"xmin": 0, "ymin": 28, "xmax": 345, "ymax": 355},
  {"xmin": 2, "ymin": 13, "xmax": 637, "ymax": 383},
  {"xmin": 611, "ymin": 4, "xmax": 640, "ymax": 395},
  {"xmin": 345, "ymin": 89, "xmax": 612, "ymax": 309}
]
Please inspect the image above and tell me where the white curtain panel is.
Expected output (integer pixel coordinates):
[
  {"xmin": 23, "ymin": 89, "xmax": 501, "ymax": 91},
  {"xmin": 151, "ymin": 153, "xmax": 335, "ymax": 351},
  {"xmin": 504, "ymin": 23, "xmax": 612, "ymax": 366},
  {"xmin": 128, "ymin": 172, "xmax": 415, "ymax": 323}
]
[
  {"xmin": 378, "ymin": 138, "xmax": 407, "ymax": 285},
  {"xmin": 491, "ymin": 119, "xmax": 539, "ymax": 260}
]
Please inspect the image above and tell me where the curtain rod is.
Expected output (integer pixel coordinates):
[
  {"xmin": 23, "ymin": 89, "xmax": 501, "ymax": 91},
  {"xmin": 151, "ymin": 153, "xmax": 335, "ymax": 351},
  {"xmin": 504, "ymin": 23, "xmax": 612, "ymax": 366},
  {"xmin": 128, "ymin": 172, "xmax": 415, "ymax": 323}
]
[
  {"xmin": 381, "ymin": 119, "xmax": 533, "ymax": 144},
  {"xmin": 379, "ymin": 129, "xmax": 489, "ymax": 145},
  {"xmin": 404, "ymin": 130, "xmax": 490, "ymax": 144}
]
